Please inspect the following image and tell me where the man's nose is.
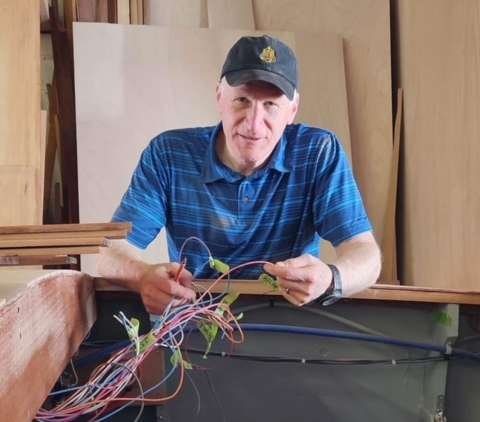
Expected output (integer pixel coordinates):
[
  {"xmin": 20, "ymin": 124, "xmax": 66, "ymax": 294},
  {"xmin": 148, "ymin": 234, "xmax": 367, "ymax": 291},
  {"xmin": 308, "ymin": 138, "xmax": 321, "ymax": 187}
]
[{"xmin": 245, "ymin": 103, "xmax": 264, "ymax": 134}]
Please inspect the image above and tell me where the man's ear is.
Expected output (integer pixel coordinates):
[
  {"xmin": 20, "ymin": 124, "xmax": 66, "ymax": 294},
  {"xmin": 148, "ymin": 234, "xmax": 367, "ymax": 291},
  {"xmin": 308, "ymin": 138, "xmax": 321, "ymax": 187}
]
[
  {"xmin": 287, "ymin": 94, "xmax": 299, "ymax": 124},
  {"xmin": 216, "ymin": 83, "xmax": 223, "ymax": 112}
]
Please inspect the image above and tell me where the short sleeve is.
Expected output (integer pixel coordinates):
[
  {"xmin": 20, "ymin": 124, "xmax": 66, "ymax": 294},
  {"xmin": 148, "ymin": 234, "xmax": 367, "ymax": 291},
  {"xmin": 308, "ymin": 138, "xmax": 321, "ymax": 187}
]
[
  {"xmin": 112, "ymin": 138, "xmax": 169, "ymax": 249},
  {"xmin": 313, "ymin": 133, "xmax": 372, "ymax": 246}
]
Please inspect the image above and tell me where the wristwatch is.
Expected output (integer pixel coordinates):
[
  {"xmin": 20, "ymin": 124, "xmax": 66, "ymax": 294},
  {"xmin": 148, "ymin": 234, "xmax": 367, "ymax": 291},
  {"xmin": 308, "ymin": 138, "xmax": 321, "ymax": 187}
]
[{"xmin": 321, "ymin": 264, "xmax": 343, "ymax": 306}]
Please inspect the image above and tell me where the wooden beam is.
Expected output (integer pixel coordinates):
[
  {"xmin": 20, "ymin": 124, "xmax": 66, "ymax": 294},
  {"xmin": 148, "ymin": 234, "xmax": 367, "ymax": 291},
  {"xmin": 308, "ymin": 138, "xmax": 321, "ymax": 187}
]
[
  {"xmin": 0, "ymin": 222, "xmax": 131, "ymax": 235},
  {"xmin": 0, "ymin": 236, "xmax": 108, "ymax": 248},
  {"xmin": 95, "ymin": 278, "xmax": 480, "ymax": 305},
  {"xmin": 0, "ymin": 245, "xmax": 101, "ymax": 257},
  {"xmin": 0, "ymin": 255, "xmax": 77, "ymax": 266},
  {"xmin": 0, "ymin": 270, "xmax": 96, "ymax": 421}
]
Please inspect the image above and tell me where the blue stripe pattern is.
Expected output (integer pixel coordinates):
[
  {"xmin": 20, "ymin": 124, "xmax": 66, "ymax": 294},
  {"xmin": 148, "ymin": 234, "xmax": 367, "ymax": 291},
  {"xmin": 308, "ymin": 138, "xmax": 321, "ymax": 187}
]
[{"xmin": 112, "ymin": 123, "xmax": 372, "ymax": 278}]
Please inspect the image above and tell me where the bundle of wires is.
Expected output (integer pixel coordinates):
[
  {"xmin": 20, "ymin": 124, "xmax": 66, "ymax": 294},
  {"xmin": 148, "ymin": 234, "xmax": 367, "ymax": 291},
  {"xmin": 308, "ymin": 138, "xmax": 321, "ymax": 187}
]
[{"xmin": 36, "ymin": 237, "xmax": 270, "ymax": 421}]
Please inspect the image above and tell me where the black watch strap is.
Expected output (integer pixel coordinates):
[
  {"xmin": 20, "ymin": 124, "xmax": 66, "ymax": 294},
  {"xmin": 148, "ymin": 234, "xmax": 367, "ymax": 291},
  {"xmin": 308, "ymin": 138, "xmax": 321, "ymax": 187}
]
[{"xmin": 321, "ymin": 264, "xmax": 343, "ymax": 306}]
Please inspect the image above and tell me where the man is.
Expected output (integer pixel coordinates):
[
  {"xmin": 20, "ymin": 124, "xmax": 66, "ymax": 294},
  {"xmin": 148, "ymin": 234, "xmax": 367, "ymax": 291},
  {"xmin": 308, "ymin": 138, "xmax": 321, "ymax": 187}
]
[{"xmin": 97, "ymin": 35, "xmax": 381, "ymax": 314}]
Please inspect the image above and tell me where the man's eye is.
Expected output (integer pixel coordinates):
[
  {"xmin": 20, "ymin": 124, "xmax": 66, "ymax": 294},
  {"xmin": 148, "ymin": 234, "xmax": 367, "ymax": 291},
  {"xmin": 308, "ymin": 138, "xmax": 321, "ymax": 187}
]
[
  {"xmin": 235, "ymin": 97, "xmax": 249, "ymax": 104},
  {"xmin": 265, "ymin": 101, "xmax": 279, "ymax": 110}
]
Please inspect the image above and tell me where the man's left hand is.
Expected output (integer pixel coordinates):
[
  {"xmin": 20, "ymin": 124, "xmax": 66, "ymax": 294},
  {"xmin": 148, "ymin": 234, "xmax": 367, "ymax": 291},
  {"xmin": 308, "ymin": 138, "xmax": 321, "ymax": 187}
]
[{"xmin": 264, "ymin": 254, "xmax": 332, "ymax": 306}]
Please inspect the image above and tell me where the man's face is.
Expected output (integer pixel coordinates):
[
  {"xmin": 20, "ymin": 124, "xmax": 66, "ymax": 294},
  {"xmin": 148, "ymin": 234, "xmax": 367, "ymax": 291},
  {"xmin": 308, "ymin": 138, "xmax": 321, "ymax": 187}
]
[{"xmin": 216, "ymin": 80, "xmax": 298, "ymax": 175}]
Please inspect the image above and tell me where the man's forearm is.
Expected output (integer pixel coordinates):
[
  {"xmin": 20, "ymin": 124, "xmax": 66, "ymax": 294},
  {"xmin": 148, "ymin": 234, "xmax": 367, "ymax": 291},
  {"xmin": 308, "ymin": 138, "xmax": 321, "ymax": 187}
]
[
  {"xmin": 333, "ymin": 233, "xmax": 381, "ymax": 297},
  {"xmin": 97, "ymin": 240, "xmax": 149, "ymax": 293}
]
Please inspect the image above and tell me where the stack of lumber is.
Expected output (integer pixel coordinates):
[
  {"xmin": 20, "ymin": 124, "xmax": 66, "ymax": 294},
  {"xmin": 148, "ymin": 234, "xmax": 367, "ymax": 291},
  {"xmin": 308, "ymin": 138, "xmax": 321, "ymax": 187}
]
[{"xmin": 0, "ymin": 222, "xmax": 130, "ymax": 266}]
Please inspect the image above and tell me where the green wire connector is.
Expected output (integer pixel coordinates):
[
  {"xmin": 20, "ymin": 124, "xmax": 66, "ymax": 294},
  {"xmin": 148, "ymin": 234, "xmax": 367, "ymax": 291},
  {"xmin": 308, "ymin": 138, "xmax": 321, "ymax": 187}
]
[
  {"xmin": 258, "ymin": 273, "xmax": 279, "ymax": 290},
  {"xmin": 209, "ymin": 257, "xmax": 230, "ymax": 274},
  {"xmin": 170, "ymin": 349, "xmax": 192, "ymax": 370},
  {"xmin": 198, "ymin": 292, "xmax": 239, "ymax": 358}
]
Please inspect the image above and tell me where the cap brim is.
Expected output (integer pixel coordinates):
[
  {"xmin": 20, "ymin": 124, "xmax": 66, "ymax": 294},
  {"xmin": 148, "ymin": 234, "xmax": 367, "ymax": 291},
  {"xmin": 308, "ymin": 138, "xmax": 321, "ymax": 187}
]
[{"xmin": 224, "ymin": 69, "xmax": 295, "ymax": 100}]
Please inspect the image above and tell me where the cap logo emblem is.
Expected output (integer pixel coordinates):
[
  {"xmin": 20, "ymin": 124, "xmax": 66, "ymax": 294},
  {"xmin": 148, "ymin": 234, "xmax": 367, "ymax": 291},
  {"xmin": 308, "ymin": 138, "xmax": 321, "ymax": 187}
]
[{"xmin": 259, "ymin": 46, "xmax": 276, "ymax": 64}]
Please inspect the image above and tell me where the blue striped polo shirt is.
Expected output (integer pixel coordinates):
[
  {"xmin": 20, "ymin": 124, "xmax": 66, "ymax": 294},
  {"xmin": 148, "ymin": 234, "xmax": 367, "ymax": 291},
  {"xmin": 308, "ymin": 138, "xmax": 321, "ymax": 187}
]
[{"xmin": 112, "ymin": 123, "xmax": 372, "ymax": 279}]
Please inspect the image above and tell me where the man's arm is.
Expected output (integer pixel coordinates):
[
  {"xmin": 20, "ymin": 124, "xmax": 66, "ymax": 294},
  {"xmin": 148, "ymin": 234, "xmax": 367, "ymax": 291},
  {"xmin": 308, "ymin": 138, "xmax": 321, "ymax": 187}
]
[
  {"xmin": 263, "ymin": 232, "xmax": 381, "ymax": 306},
  {"xmin": 97, "ymin": 240, "xmax": 196, "ymax": 314}
]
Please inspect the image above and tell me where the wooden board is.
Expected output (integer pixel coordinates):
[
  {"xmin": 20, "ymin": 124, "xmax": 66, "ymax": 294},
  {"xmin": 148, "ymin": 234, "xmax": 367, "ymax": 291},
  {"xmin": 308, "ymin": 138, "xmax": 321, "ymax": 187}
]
[
  {"xmin": 143, "ymin": 0, "xmax": 208, "ymax": 27},
  {"xmin": 0, "ymin": 222, "xmax": 131, "ymax": 235},
  {"xmin": 74, "ymin": 23, "xmax": 351, "ymax": 274},
  {"xmin": 380, "ymin": 89, "xmax": 402, "ymax": 284},
  {"xmin": 395, "ymin": 0, "xmax": 480, "ymax": 290},
  {"xmin": 0, "ymin": 0, "xmax": 42, "ymax": 227},
  {"xmin": 0, "ymin": 246, "xmax": 101, "ymax": 257},
  {"xmin": 0, "ymin": 270, "xmax": 96, "ymax": 420},
  {"xmin": 95, "ymin": 277, "xmax": 480, "ymax": 306},
  {"xmin": 0, "ymin": 167, "xmax": 42, "ymax": 226},
  {"xmin": 252, "ymin": 0, "xmax": 393, "ymax": 250},
  {"xmin": 207, "ymin": 0, "xmax": 255, "ymax": 29}
]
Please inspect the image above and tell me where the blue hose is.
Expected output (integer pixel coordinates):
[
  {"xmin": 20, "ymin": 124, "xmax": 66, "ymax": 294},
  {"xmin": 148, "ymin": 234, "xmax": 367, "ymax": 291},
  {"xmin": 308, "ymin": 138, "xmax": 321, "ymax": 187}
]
[
  {"xmin": 238, "ymin": 323, "xmax": 480, "ymax": 361},
  {"xmin": 77, "ymin": 323, "xmax": 480, "ymax": 368}
]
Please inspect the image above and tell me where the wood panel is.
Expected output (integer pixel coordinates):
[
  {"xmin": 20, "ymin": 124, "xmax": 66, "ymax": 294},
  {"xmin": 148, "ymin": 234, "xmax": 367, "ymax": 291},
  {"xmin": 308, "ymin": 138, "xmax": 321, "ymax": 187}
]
[
  {"xmin": 0, "ymin": 0, "xmax": 42, "ymax": 226},
  {"xmin": 380, "ymin": 89, "xmax": 402, "ymax": 284},
  {"xmin": 207, "ymin": 0, "xmax": 255, "ymax": 29},
  {"xmin": 95, "ymin": 278, "xmax": 480, "ymax": 305},
  {"xmin": 0, "ymin": 167, "xmax": 41, "ymax": 226},
  {"xmin": 74, "ymin": 23, "xmax": 351, "ymax": 274},
  {"xmin": 0, "ymin": 222, "xmax": 131, "ymax": 235},
  {"xmin": 395, "ymin": 0, "xmax": 480, "ymax": 289},
  {"xmin": 0, "ymin": 270, "xmax": 96, "ymax": 420},
  {"xmin": 252, "ymin": 0, "xmax": 393, "ymax": 250},
  {"xmin": 143, "ymin": 0, "xmax": 208, "ymax": 27}
]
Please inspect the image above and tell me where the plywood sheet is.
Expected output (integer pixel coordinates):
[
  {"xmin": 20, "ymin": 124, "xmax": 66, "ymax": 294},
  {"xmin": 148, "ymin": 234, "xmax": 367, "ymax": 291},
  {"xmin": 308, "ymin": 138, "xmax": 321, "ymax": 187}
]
[
  {"xmin": 207, "ymin": 0, "xmax": 254, "ymax": 29},
  {"xmin": 143, "ymin": 0, "xmax": 208, "ymax": 27},
  {"xmin": 0, "ymin": 270, "xmax": 95, "ymax": 420},
  {"xmin": 74, "ymin": 23, "xmax": 350, "ymax": 274},
  {"xmin": 395, "ymin": 0, "xmax": 480, "ymax": 289},
  {"xmin": 0, "ymin": 1, "xmax": 40, "ymax": 166},
  {"xmin": 252, "ymin": 0, "xmax": 393, "ymax": 248},
  {"xmin": 0, "ymin": 167, "xmax": 41, "ymax": 226}
]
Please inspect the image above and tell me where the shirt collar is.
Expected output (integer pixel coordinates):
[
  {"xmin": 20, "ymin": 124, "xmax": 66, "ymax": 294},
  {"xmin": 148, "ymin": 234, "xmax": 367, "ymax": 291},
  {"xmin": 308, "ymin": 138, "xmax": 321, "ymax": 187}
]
[{"xmin": 201, "ymin": 123, "xmax": 292, "ymax": 183}]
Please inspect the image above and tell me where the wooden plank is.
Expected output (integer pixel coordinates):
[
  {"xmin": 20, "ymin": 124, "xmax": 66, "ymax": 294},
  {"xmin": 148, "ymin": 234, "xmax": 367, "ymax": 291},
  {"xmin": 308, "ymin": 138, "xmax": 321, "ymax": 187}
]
[
  {"xmin": 0, "ymin": 0, "xmax": 40, "ymax": 168},
  {"xmin": 0, "ymin": 230, "xmax": 128, "ymax": 242},
  {"xmin": 108, "ymin": 0, "xmax": 118, "ymax": 23},
  {"xmin": 252, "ymin": 0, "xmax": 393, "ymax": 252},
  {"xmin": 74, "ymin": 23, "xmax": 351, "ymax": 275},
  {"xmin": 0, "ymin": 236, "xmax": 107, "ymax": 248},
  {"xmin": 129, "ymin": 0, "xmax": 138, "ymax": 24},
  {"xmin": 395, "ymin": 0, "xmax": 480, "ymax": 290},
  {"xmin": 0, "ymin": 0, "xmax": 41, "ymax": 227},
  {"xmin": 95, "ymin": 278, "xmax": 480, "ymax": 305},
  {"xmin": 380, "ymin": 89, "xmax": 402, "ymax": 284},
  {"xmin": 51, "ymin": 4, "xmax": 80, "ymax": 224},
  {"xmin": 0, "ymin": 167, "xmax": 41, "ymax": 226},
  {"xmin": 207, "ymin": 0, "xmax": 255, "ymax": 29},
  {"xmin": 0, "ymin": 270, "xmax": 96, "ymax": 421},
  {"xmin": 0, "ymin": 255, "xmax": 77, "ymax": 266},
  {"xmin": 117, "ymin": 0, "xmax": 130, "ymax": 24},
  {"xmin": 0, "ymin": 246, "xmax": 101, "ymax": 257},
  {"xmin": 143, "ymin": 0, "xmax": 208, "ymax": 27},
  {"xmin": 41, "ymin": 0, "xmax": 50, "ymax": 23},
  {"xmin": 0, "ymin": 222, "xmax": 131, "ymax": 235}
]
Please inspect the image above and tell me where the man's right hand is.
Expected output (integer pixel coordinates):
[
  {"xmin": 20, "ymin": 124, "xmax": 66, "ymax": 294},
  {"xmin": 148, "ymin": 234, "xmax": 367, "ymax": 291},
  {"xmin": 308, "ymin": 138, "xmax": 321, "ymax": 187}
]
[{"xmin": 138, "ymin": 262, "xmax": 196, "ymax": 314}]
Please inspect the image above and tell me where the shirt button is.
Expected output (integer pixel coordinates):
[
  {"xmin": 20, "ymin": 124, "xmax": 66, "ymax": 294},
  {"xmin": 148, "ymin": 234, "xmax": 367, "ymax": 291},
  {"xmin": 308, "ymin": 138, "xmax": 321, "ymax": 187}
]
[{"xmin": 243, "ymin": 197, "xmax": 249, "ymax": 202}]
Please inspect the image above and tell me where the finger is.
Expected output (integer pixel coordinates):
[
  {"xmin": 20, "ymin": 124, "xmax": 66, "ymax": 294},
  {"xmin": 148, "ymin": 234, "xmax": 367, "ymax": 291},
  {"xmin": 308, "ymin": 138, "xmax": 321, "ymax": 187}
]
[
  {"xmin": 162, "ymin": 279, "xmax": 196, "ymax": 301},
  {"xmin": 264, "ymin": 263, "xmax": 311, "ymax": 282},
  {"xmin": 282, "ymin": 254, "xmax": 319, "ymax": 268},
  {"xmin": 281, "ymin": 287, "xmax": 306, "ymax": 307},
  {"xmin": 177, "ymin": 269, "xmax": 194, "ymax": 286},
  {"xmin": 278, "ymin": 279, "xmax": 309, "ymax": 295}
]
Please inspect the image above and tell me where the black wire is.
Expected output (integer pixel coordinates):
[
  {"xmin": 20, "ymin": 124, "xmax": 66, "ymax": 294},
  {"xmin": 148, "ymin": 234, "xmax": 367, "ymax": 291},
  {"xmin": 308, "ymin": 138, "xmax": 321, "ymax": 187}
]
[{"xmin": 182, "ymin": 347, "xmax": 447, "ymax": 366}]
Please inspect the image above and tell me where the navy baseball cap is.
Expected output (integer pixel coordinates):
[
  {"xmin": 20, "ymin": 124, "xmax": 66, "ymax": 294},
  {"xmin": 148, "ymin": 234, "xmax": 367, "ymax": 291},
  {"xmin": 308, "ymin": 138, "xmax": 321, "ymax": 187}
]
[{"xmin": 220, "ymin": 35, "xmax": 298, "ymax": 100}]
